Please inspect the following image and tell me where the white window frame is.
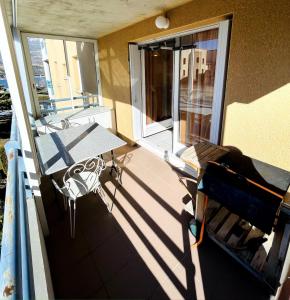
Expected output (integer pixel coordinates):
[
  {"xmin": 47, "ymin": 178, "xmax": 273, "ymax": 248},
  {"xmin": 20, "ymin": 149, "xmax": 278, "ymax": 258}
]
[{"xmin": 21, "ymin": 32, "xmax": 102, "ymax": 117}]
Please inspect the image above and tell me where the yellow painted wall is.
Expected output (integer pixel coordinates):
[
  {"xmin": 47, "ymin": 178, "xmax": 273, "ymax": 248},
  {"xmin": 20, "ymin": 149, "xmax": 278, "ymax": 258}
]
[
  {"xmin": 65, "ymin": 41, "xmax": 82, "ymax": 97},
  {"xmin": 98, "ymin": 0, "xmax": 290, "ymax": 171},
  {"xmin": 45, "ymin": 39, "xmax": 70, "ymax": 99}
]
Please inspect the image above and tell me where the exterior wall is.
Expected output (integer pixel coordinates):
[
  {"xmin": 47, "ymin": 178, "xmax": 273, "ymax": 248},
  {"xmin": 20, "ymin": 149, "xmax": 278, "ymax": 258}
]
[
  {"xmin": 45, "ymin": 40, "xmax": 98, "ymax": 110},
  {"xmin": 45, "ymin": 39, "xmax": 70, "ymax": 99},
  {"xmin": 65, "ymin": 41, "xmax": 82, "ymax": 97},
  {"xmin": 45, "ymin": 40, "xmax": 83, "ymax": 109},
  {"xmin": 98, "ymin": 0, "xmax": 290, "ymax": 171}
]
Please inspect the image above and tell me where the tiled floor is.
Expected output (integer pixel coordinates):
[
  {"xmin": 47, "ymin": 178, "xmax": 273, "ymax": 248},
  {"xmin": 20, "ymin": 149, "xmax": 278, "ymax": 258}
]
[
  {"xmin": 43, "ymin": 145, "xmax": 270, "ymax": 299},
  {"xmin": 144, "ymin": 129, "xmax": 173, "ymax": 153}
]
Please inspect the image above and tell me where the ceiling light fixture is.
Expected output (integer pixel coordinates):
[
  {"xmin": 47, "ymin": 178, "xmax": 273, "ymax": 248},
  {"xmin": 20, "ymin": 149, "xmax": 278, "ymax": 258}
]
[{"xmin": 155, "ymin": 15, "xmax": 169, "ymax": 29}]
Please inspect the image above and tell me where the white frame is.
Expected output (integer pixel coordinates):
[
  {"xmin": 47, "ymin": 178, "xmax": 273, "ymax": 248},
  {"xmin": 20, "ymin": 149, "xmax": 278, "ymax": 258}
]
[
  {"xmin": 21, "ymin": 32, "xmax": 103, "ymax": 117},
  {"xmin": 140, "ymin": 49, "xmax": 173, "ymax": 137},
  {"xmin": 13, "ymin": 29, "xmax": 39, "ymax": 119},
  {"xmin": 138, "ymin": 23, "xmax": 220, "ymax": 46},
  {"xmin": 210, "ymin": 20, "xmax": 230, "ymax": 144},
  {"xmin": 129, "ymin": 43, "xmax": 143, "ymax": 141},
  {"xmin": 172, "ymin": 49, "xmax": 184, "ymax": 153}
]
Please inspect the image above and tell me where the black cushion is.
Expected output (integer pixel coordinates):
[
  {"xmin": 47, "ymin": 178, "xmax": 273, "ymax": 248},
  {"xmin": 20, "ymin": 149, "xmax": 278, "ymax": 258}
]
[{"xmin": 217, "ymin": 151, "xmax": 290, "ymax": 197}]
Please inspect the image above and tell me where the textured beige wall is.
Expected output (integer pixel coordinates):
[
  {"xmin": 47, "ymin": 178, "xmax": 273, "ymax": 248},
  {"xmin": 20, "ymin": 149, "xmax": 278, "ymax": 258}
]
[
  {"xmin": 46, "ymin": 40, "xmax": 84, "ymax": 109},
  {"xmin": 46, "ymin": 39, "xmax": 70, "ymax": 100},
  {"xmin": 98, "ymin": 0, "xmax": 290, "ymax": 171}
]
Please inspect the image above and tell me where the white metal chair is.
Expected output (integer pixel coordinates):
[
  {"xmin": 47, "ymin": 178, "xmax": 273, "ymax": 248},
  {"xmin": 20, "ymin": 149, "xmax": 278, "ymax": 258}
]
[
  {"xmin": 52, "ymin": 156, "xmax": 110, "ymax": 238},
  {"xmin": 43, "ymin": 118, "xmax": 80, "ymax": 134}
]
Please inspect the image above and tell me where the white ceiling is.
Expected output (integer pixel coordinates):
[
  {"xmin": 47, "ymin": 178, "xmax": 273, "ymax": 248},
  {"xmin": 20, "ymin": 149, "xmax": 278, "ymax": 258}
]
[{"xmin": 5, "ymin": 0, "xmax": 191, "ymax": 38}]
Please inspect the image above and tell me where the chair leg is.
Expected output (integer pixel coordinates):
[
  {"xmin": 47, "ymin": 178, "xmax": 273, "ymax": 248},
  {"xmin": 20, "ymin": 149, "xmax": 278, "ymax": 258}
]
[
  {"xmin": 63, "ymin": 194, "xmax": 68, "ymax": 211},
  {"xmin": 69, "ymin": 199, "xmax": 76, "ymax": 238}
]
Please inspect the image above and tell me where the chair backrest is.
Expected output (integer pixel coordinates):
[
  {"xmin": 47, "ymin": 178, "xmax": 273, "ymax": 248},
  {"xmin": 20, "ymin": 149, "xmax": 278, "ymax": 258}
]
[
  {"xmin": 44, "ymin": 118, "xmax": 80, "ymax": 134},
  {"xmin": 62, "ymin": 156, "xmax": 106, "ymax": 199},
  {"xmin": 62, "ymin": 118, "xmax": 81, "ymax": 129}
]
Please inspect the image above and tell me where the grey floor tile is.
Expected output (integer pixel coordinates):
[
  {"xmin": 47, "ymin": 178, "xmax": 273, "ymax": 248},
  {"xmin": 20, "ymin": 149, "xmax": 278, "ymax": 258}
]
[
  {"xmin": 105, "ymin": 256, "xmax": 159, "ymax": 299},
  {"xmin": 91, "ymin": 231, "xmax": 136, "ymax": 282},
  {"xmin": 52, "ymin": 254, "xmax": 103, "ymax": 299}
]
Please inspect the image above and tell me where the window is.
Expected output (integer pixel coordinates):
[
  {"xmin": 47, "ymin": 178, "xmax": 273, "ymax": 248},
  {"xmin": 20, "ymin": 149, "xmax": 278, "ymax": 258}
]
[
  {"xmin": 196, "ymin": 57, "xmax": 199, "ymax": 63},
  {"xmin": 26, "ymin": 37, "xmax": 99, "ymax": 114},
  {"xmin": 183, "ymin": 58, "xmax": 186, "ymax": 65},
  {"xmin": 202, "ymin": 58, "xmax": 205, "ymax": 64}
]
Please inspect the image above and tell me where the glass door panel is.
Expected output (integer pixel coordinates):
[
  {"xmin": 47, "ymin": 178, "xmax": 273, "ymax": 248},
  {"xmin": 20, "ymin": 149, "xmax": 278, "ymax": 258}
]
[
  {"xmin": 179, "ymin": 28, "xmax": 218, "ymax": 145},
  {"xmin": 143, "ymin": 48, "xmax": 173, "ymax": 137}
]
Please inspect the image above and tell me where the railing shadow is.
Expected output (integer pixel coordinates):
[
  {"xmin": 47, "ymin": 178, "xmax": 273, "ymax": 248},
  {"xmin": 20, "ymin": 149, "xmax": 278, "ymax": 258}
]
[
  {"xmin": 104, "ymin": 151, "xmax": 198, "ymax": 299},
  {"xmin": 102, "ymin": 181, "xmax": 197, "ymax": 299}
]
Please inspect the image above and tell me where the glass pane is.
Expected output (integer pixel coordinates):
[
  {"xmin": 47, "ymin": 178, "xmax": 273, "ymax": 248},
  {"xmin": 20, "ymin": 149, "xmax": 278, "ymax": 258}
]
[
  {"xmin": 27, "ymin": 37, "xmax": 71, "ymax": 113},
  {"xmin": 65, "ymin": 41, "xmax": 98, "ymax": 108},
  {"xmin": 27, "ymin": 38, "xmax": 98, "ymax": 114},
  {"xmin": 179, "ymin": 28, "xmax": 218, "ymax": 145},
  {"xmin": 145, "ymin": 49, "xmax": 173, "ymax": 125}
]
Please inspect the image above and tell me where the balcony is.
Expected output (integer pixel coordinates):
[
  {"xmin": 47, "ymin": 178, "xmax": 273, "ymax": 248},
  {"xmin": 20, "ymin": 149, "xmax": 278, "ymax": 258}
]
[
  {"xmin": 0, "ymin": 0, "xmax": 289, "ymax": 299},
  {"xmin": 42, "ymin": 145, "xmax": 271, "ymax": 299}
]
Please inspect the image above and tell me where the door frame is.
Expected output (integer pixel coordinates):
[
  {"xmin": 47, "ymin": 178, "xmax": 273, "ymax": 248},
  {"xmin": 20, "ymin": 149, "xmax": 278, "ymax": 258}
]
[{"xmin": 130, "ymin": 20, "xmax": 230, "ymax": 149}]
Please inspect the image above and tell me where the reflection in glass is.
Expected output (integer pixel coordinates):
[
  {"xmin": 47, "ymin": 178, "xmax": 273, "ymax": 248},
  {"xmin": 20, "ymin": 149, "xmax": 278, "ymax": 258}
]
[
  {"xmin": 179, "ymin": 28, "xmax": 218, "ymax": 145},
  {"xmin": 27, "ymin": 38, "xmax": 98, "ymax": 114}
]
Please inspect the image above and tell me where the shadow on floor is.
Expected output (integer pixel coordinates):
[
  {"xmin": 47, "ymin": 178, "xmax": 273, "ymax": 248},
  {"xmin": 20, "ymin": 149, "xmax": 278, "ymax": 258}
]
[
  {"xmin": 42, "ymin": 145, "xmax": 271, "ymax": 299},
  {"xmin": 44, "ymin": 179, "xmax": 162, "ymax": 299}
]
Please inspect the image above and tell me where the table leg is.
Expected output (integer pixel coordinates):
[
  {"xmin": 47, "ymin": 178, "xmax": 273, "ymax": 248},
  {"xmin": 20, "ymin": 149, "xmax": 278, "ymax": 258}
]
[{"xmin": 110, "ymin": 150, "xmax": 122, "ymax": 184}]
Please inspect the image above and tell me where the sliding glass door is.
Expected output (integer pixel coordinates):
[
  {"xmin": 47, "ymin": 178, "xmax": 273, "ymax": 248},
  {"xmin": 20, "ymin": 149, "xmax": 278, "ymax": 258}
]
[
  {"xmin": 130, "ymin": 20, "xmax": 230, "ymax": 155},
  {"xmin": 173, "ymin": 21, "xmax": 230, "ymax": 153},
  {"xmin": 179, "ymin": 28, "xmax": 218, "ymax": 145}
]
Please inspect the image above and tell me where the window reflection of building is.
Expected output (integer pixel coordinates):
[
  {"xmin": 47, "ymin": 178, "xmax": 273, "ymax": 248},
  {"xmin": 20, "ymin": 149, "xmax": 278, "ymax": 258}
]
[
  {"xmin": 179, "ymin": 28, "xmax": 219, "ymax": 146},
  {"xmin": 180, "ymin": 48, "xmax": 209, "ymax": 81}
]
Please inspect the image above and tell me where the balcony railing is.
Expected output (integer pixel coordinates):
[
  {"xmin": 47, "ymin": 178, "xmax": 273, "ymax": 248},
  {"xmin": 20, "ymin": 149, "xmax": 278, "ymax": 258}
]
[
  {"xmin": 0, "ymin": 113, "xmax": 33, "ymax": 299},
  {"xmin": 39, "ymin": 94, "xmax": 99, "ymax": 115}
]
